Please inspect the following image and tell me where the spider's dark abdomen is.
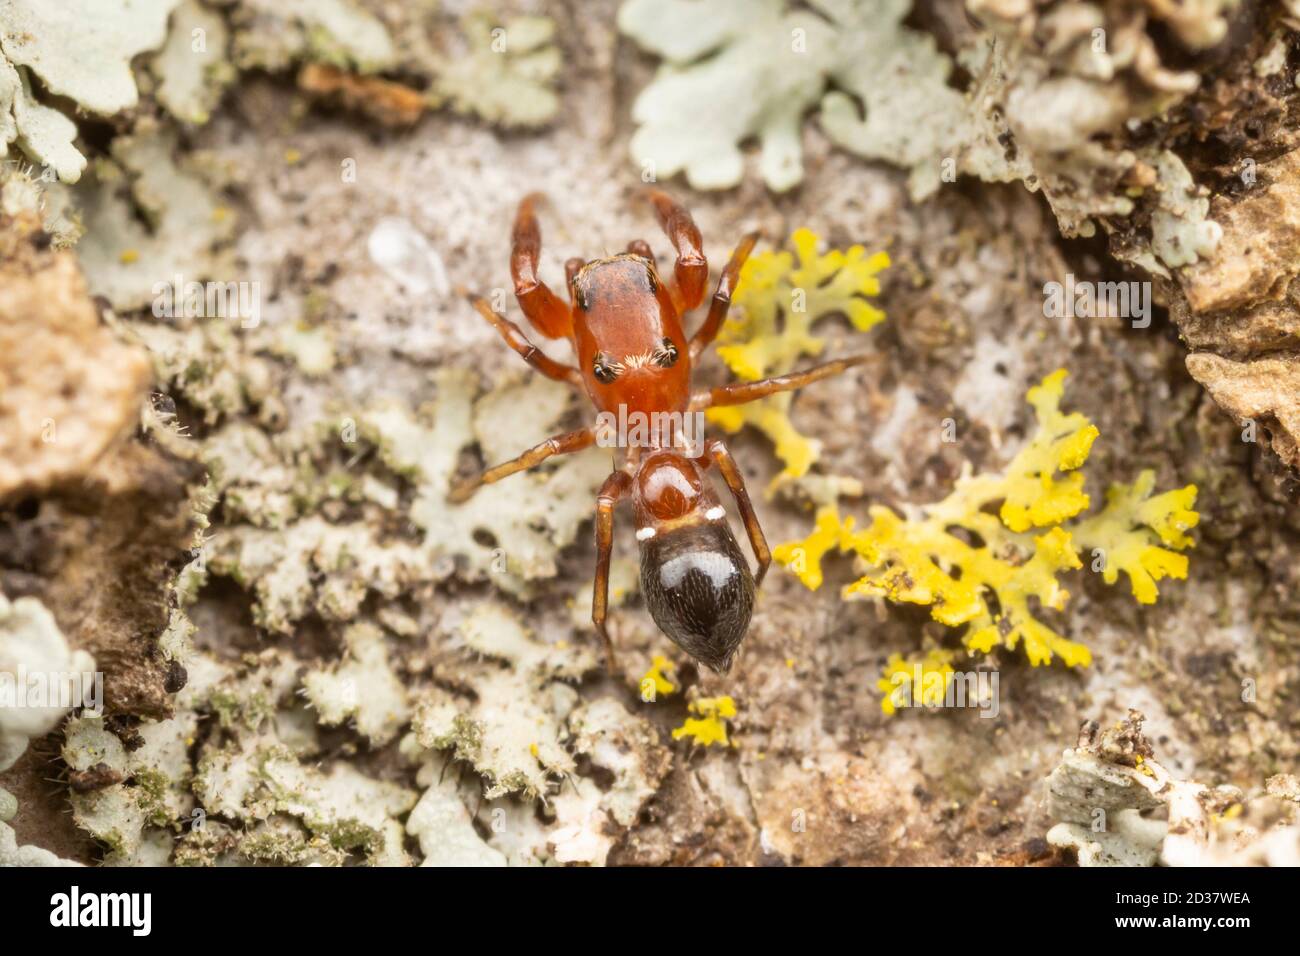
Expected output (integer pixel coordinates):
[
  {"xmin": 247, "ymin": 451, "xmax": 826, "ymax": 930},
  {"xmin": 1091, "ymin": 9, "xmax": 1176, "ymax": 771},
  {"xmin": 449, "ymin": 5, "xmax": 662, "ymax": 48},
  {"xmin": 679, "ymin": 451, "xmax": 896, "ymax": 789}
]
[{"xmin": 639, "ymin": 519, "xmax": 754, "ymax": 673}]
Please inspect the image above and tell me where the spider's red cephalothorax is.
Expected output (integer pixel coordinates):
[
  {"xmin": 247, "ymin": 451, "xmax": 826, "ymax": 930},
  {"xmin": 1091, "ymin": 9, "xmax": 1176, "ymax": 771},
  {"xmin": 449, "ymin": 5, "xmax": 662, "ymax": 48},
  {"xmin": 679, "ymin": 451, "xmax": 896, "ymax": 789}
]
[{"xmin": 450, "ymin": 191, "xmax": 868, "ymax": 674}]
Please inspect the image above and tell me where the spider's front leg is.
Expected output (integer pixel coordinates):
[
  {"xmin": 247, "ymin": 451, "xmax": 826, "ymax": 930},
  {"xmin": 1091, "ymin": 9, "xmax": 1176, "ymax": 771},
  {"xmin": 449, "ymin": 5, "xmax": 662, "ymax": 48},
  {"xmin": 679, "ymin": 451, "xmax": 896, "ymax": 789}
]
[
  {"xmin": 690, "ymin": 232, "xmax": 757, "ymax": 361},
  {"xmin": 626, "ymin": 239, "xmax": 654, "ymax": 261},
  {"xmin": 647, "ymin": 189, "xmax": 708, "ymax": 313},
  {"xmin": 469, "ymin": 297, "xmax": 582, "ymax": 388},
  {"xmin": 511, "ymin": 193, "xmax": 573, "ymax": 339},
  {"xmin": 645, "ymin": 190, "xmax": 757, "ymax": 358}
]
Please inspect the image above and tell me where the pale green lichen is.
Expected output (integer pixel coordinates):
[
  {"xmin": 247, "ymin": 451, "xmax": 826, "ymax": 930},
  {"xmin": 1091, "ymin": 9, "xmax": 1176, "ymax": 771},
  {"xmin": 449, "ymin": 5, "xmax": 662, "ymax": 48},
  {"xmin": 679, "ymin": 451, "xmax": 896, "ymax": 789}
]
[
  {"xmin": 0, "ymin": 0, "xmax": 180, "ymax": 180},
  {"xmin": 260, "ymin": 759, "xmax": 415, "ymax": 864},
  {"xmin": 618, "ymin": 0, "xmax": 1226, "ymax": 271},
  {"xmin": 568, "ymin": 698, "xmax": 670, "ymax": 827},
  {"xmin": 186, "ymin": 650, "xmax": 415, "ymax": 866},
  {"xmin": 618, "ymin": 0, "xmax": 969, "ymax": 196},
  {"xmin": 302, "ymin": 621, "xmax": 411, "ymax": 746},
  {"xmin": 208, "ymin": 517, "xmax": 427, "ymax": 633},
  {"xmin": 405, "ymin": 754, "xmax": 507, "ymax": 867},
  {"xmin": 229, "ymin": 0, "xmax": 396, "ymax": 74},
  {"xmin": 408, "ymin": 605, "xmax": 594, "ymax": 800},
  {"xmin": 74, "ymin": 124, "xmax": 237, "ymax": 311},
  {"xmin": 1044, "ymin": 711, "xmax": 1267, "ymax": 867},
  {"xmin": 405, "ymin": 606, "xmax": 650, "ymax": 874},
  {"xmin": 0, "ymin": 0, "xmax": 179, "ymax": 115},
  {"xmin": 431, "ymin": 14, "xmax": 561, "ymax": 129},
  {"xmin": 0, "ymin": 56, "xmax": 85, "ymax": 182},
  {"xmin": 1146, "ymin": 149, "xmax": 1223, "ymax": 273},
  {"xmin": 193, "ymin": 651, "xmax": 303, "ymax": 736},
  {"xmin": 61, "ymin": 717, "xmax": 146, "ymax": 860},
  {"xmin": 150, "ymin": 0, "xmax": 236, "ymax": 126},
  {"xmin": 269, "ymin": 322, "xmax": 338, "ymax": 377},
  {"xmin": 199, "ymin": 422, "xmax": 302, "ymax": 528},
  {"xmin": 547, "ymin": 775, "xmax": 616, "ymax": 864},
  {"xmin": 1, "ymin": 591, "xmax": 96, "ymax": 772},
  {"xmin": 618, "ymin": 0, "xmax": 836, "ymax": 193},
  {"xmin": 404, "ymin": 688, "xmax": 670, "ymax": 866},
  {"xmin": 131, "ymin": 321, "xmax": 278, "ymax": 427},
  {"xmin": 815, "ymin": 0, "xmax": 972, "ymax": 200},
  {"xmin": 50, "ymin": 288, "xmax": 652, "ymax": 865},
  {"xmin": 365, "ymin": 370, "xmax": 609, "ymax": 596},
  {"xmin": 60, "ymin": 708, "xmax": 198, "ymax": 863},
  {"xmin": 231, "ymin": 818, "xmax": 346, "ymax": 867}
]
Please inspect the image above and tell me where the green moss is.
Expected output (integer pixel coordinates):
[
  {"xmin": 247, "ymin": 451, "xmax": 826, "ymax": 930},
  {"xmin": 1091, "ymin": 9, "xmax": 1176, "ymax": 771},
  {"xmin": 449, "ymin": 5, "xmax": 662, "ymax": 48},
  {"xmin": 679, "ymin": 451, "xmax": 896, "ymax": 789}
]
[{"xmin": 132, "ymin": 767, "xmax": 173, "ymax": 828}]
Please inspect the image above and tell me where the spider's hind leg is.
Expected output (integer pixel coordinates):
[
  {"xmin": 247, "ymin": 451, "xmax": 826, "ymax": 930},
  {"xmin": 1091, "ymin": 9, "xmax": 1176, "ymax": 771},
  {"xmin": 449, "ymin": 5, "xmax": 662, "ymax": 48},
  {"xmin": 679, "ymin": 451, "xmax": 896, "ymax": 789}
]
[
  {"xmin": 592, "ymin": 471, "xmax": 632, "ymax": 672},
  {"xmin": 701, "ymin": 438, "xmax": 771, "ymax": 587}
]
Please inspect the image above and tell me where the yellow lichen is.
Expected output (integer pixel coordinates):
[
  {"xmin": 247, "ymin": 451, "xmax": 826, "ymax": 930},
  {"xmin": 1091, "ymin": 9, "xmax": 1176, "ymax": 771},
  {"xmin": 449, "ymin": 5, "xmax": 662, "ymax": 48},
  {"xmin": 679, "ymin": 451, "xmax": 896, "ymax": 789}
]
[
  {"xmin": 878, "ymin": 649, "xmax": 957, "ymax": 716},
  {"xmin": 672, "ymin": 696, "xmax": 737, "ymax": 746},
  {"xmin": 1070, "ymin": 470, "xmax": 1199, "ymax": 605},
  {"xmin": 776, "ymin": 370, "xmax": 1199, "ymax": 710},
  {"xmin": 771, "ymin": 504, "xmax": 845, "ymax": 590},
  {"xmin": 706, "ymin": 228, "xmax": 889, "ymax": 492},
  {"xmin": 641, "ymin": 654, "xmax": 677, "ymax": 698},
  {"xmin": 996, "ymin": 370, "xmax": 1099, "ymax": 533}
]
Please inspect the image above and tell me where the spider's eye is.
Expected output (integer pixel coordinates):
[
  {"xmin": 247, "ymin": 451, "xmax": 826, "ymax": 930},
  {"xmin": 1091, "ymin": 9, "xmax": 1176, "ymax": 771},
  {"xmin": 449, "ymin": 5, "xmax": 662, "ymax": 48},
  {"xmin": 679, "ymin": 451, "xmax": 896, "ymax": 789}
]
[
  {"xmin": 593, "ymin": 355, "xmax": 618, "ymax": 384},
  {"xmin": 654, "ymin": 337, "xmax": 679, "ymax": 368}
]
